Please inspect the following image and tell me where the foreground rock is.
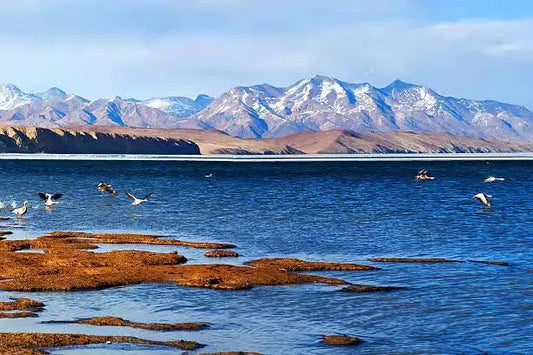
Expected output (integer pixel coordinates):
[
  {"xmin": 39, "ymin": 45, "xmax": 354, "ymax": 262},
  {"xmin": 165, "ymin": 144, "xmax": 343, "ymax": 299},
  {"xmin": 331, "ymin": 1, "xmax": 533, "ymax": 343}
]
[
  {"xmin": 0, "ymin": 298, "xmax": 44, "ymax": 318},
  {"xmin": 0, "ymin": 332, "xmax": 202, "ymax": 354},
  {"xmin": 0, "ymin": 298, "xmax": 44, "ymax": 312},
  {"xmin": 47, "ymin": 231, "xmax": 237, "ymax": 249},
  {"xmin": 0, "ymin": 311, "xmax": 39, "ymax": 318},
  {"xmin": 368, "ymin": 257, "xmax": 461, "ymax": 263},
  {"xmin": 44, "ymin": 317, "xmax": 209, "ymax": 331},
  {"xmin": 468, "ymin": 260, "xmax": 510, "ymax": 266},
  {"xmin": 341, "ymin": 284, "xmax": 405, "ymax": 292},
  {"xmin": 204, "ymin": 250, "xmax": 240, "ymax": 258},
  {"xmin": 321, "ymin": 335, "xmax": 362, "ymax": 346},
  {"xmin": 245, "ymin": 258, "xmax": 378, "ymax": 271},
  {"xmin": 0, "ymin": 232, "xmax": 346, "ymax": 291}
]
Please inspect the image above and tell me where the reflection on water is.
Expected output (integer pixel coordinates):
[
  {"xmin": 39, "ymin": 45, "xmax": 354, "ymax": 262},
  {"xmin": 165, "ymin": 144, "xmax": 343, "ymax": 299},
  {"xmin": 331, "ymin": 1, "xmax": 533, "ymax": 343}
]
[{"xmin": 0, "ymin": 160, "xmax": 531, "ymax": 354}]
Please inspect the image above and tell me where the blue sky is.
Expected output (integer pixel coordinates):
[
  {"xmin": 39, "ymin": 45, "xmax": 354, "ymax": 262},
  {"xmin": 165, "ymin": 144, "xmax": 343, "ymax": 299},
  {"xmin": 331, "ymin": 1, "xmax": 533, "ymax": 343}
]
[{"xmin": 0, "ymin": 0, "xmax": 532, "ymax": 108}]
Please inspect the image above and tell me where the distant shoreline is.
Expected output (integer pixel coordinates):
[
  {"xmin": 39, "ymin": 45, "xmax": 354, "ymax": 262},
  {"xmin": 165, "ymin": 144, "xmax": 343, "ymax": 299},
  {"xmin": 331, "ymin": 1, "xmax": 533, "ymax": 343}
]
[{"xmin": 0, "ymin": 153, "xmax": 531, "ymax": 162}]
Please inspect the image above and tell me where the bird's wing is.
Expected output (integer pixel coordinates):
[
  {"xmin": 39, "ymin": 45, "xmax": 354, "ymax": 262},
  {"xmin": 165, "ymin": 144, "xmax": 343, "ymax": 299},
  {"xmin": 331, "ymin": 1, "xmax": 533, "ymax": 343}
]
[
  {"xmin": 38, "ymin": 193, "xmax": 48, "ymax": 201},
  {"xmin": 142, "ymin": 192, "xmax": 153, "ymax": 200},
  {"xmin": 51, "ymin": 193, "xmax": 63, "ymax": 200},
  {"xmin": 125, "ymin": 190, "xmax": 136, "ymax": 201}
]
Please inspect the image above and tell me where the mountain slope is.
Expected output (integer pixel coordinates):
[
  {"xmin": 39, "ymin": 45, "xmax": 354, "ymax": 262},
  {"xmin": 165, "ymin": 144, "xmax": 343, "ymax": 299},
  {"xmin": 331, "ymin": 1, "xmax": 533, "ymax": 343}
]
[
  {"xmin": 1, "ymin": 126, "xmax": 530, "ymax": 154},
  {"xmin": 0, "ymin": 85, "xmax": 212, "ymax": 129},
  {"xmin": 191, "ymin": 76, "xmax": 533, "ymax": 141}
]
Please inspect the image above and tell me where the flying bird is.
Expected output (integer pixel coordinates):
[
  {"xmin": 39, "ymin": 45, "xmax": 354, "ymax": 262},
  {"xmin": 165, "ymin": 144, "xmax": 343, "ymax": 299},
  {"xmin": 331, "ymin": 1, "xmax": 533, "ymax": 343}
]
[
  {"xmin": 415, "ymin": 169, "xmax": 435, "ymax": 180},
  {"xmin": 38, "ymin": 193, "xmax": 63, "ymax": 208},
  {"xmin": 205, "ymin": 173, "xmax": 213, "ymax": 178},
  {"xmin": 125, "ymin": 190, "xmax": 153, "ymax": 206},
  {"xmin": 12, "ymin": 200, "xmax": 28, "ymax": 219},
  {"xmin": 484, "ymin": 176, "xmax": 505, "ymax": 183},
  {"xmin": 97, "ymin": 183, "xmax": 118, "ymax": 195},
  {"xmin": 473, "ymin": 193, "xmax": 492, "ymax": 207}
]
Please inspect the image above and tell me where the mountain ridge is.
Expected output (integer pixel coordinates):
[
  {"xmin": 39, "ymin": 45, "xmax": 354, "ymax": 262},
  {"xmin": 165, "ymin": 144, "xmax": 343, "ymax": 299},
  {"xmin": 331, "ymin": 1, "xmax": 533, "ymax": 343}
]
[{"xmin": 0, "ymin": 77, "xmax": 532, "ymax": 142}]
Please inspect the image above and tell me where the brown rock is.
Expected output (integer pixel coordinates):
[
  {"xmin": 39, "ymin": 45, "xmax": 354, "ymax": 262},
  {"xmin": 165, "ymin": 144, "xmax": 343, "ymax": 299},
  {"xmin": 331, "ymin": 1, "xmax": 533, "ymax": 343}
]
[
  {"xmin": 0, "ymin": 311, "xmax": 39, "ymax": 318},
  {"xmin": 368, "ymin": 257, "xmax": 461, "ymax": 263},
  {"xmin": 0, "ymin": 232, "xmax": 346, "ymax": 292},
  {"xmin": 341, "ymin": 284, "xmax": 405, "ymax": 292},
  {"xmin": 245, "ymin": 258, "xmax": 378, "ymax": 271},
  {"xmin": 0, "ymin": 298, "xmax": 44, "ymax": 312},
  {"xmin": 204, "ymin": 250, "xmax": 239, "ymax": 258},
  {"xmin": 321, "ymin": 335, "xmax": 362, "ymax": 346},
  {"xmin": 45, "ymin": 317, "xmax": 209, "ymax": 331},
  {"xmin": 0, "ymin": 332, "xmax": 203, "ymax": 354},
  {"xmin": 47, "ymin": 231, "xmax": 237, "ymax": 249},
  {"xmin": 0, "ymin": 231, "xmax": 12, "ymax": 237},
  {"xmin": 468, "ymin": 260, "xmax": 509, "ymax": 266}
]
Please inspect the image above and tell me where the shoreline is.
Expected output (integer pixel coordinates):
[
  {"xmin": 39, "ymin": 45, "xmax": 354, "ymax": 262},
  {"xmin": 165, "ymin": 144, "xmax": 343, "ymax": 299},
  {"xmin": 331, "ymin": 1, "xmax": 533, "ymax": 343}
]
[{"xmin": 0, "ymin": 152, "xmax": 532, "ymax": 162}]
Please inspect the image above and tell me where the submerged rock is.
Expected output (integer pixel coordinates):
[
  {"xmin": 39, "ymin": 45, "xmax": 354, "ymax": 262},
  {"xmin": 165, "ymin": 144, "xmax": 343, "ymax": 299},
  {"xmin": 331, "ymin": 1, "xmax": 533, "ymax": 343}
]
[
  {"xmin": 0, "ymin": 311, "xmax": 39, "ymax": 318},
  {"xmin": 468, "ymin": 260, "xmax": 510, "ymax": 266},
  {"xmin": 321, "ymin": 335, "xmax": 362, "ymax": 346},
  {"xmin": 368, "ymin": 257, "xmax": 461, "ymax": 263},
  {"xmin": 43, "ymin": 317, "xmax": 209, "ymax": 331},
  {"xmin": 0, "ymin": 332, "xmax": 203, "ymax": 353},
  {"xmin": 245, "ymin": 258, "xmax": 378, "ymax": 271},
  {"xmin": 204, "ymin": 250, "xmax": 240, "ymax": 258},
  {"xmin": 341, "ymin": 284, "xmax": 405, "ymax": 292}
]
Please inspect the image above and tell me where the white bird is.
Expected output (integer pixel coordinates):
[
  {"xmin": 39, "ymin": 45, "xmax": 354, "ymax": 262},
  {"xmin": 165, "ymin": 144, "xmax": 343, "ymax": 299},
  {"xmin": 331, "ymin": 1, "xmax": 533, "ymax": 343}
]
[
  {"xmin": 484, "ymin": 176, "xmax": 505, "ymax": 183},
  {"xmin": 205, "ymin": 173, "xmax": 213, "ymax": 178},
  {"xmin": 125, "ymin": 190, "xmax": 153, "ymax": 206},
  {"xmin": 12, "ymin": 200, "xmax": 28, "ymax": 219},
  {"xmin": 473, "ymin": 193, "xmax": 492, "ymax": 207},
  {"xmin": 38, "ymin": 193, "xmax": 63, "ymax": 208}
]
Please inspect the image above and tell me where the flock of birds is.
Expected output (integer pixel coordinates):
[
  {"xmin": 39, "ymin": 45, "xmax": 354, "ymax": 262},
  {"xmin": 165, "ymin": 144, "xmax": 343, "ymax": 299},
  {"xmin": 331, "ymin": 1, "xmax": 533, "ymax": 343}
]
[
  {"xmin": 11, "ymin": 182, "xmax": 153, "ymax": 219},
  {"xmin": 415, "ymin": 169, "xmax": 505, "ymax": 208},
  {"xmin": 8, "ymin": 169, "xmax": 504, "ymax": 219}
]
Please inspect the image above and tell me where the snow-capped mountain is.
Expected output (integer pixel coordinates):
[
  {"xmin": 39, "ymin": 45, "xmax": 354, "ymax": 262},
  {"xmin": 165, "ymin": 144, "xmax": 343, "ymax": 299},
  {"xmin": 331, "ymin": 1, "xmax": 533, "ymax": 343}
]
[
  {"xmin": 191, "ymin": 75, "xmax": 533, "ymax": 141},
  {"xmin": 0, "ymin": 78, "xmax": 532, "ymax": 142},
  {"xmin": 0, "ymin": 84, "xmax": 212, "ymax": 129},
  {"xmin": 142, "ymin": 94, "xmax": 213, "ymax": 116},
  {"xmin": 0, "ymin": 83, "xmax": 41, "ymax": 110}
]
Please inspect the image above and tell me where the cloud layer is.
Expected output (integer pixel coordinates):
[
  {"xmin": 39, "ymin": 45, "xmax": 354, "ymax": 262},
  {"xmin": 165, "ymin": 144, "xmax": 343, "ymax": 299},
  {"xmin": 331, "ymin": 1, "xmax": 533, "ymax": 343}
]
[{"xmin": 0, "ymin": 0, "xmax": 531, "ymax": 109}]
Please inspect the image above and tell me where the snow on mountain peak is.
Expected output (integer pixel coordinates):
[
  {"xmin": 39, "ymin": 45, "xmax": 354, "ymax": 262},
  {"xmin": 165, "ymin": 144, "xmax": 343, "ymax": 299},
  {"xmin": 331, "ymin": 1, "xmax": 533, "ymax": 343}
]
[{"xmin": 0, "ymin": 83, "xmax": 39, "ymax": 110}]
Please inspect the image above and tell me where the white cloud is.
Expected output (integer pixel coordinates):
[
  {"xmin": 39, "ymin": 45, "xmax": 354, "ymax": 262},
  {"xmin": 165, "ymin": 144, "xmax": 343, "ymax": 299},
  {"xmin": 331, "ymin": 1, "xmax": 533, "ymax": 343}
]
[{"xmin": 0, "ymin": 2, "xmax": 531, "ymax": 109}]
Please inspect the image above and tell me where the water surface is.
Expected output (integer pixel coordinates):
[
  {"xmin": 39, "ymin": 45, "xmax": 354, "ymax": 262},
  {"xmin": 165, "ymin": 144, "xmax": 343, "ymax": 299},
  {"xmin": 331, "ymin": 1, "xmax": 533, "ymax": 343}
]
[{"xmin": 0, "ymin": 160, "xmax": 531, "ymax": 354}]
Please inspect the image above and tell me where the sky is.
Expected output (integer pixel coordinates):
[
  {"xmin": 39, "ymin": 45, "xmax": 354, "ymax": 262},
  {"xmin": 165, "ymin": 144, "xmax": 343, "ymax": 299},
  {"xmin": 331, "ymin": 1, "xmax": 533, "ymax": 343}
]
[{"xmin": 0, "ymin": 0, "xmax": 532, "ymax": 108}]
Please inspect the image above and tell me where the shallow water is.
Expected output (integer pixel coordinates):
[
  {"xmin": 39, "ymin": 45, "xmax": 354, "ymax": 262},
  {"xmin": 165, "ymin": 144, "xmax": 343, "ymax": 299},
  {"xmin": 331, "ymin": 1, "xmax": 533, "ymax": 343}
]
[{"xmin": 0, "ymin": 160, "xmax": 531, "ymax": 354}]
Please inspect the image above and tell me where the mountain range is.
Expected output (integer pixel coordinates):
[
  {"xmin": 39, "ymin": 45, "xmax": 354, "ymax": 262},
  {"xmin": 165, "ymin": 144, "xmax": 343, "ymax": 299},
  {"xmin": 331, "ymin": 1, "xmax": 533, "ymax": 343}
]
[{"xmin": 1, "ymin": 76, "xmax": 532, "ymax": 142}]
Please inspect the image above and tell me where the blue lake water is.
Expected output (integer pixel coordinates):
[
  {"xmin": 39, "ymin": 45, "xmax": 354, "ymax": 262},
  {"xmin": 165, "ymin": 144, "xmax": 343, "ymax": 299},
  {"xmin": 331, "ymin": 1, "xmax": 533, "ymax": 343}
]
[{"xmin": 0, "ymin": 159, "xmax": 531, "ymax": 354}]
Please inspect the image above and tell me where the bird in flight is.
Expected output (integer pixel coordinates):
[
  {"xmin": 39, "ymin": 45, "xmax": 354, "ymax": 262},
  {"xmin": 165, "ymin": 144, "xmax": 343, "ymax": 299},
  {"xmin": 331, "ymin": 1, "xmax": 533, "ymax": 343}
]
[
  {"xmin": 38, "ymin": 193, "xmax": 63, "ymax": 208},
  {"xmin": 473, "ymin": 193, "xmax": 492, "ymax": 207},
  {"xmin": 125, "ymin": 190, "xmax": 153, "ymax": 206},
  {"xmin": 484, "ymin": 176, "xmax": 505, "ymax": 183},
  {"xmin": 97, "ymin": 183, "xmax": 118, "ymax": 195}
]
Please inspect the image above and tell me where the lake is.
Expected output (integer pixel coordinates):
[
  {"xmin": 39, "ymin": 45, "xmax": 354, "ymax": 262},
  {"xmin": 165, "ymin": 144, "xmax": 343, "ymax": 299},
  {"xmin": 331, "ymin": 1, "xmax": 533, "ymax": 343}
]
[{"xmin": 0, "ymin": 158, "xmax": 531, "ymax": 354}]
